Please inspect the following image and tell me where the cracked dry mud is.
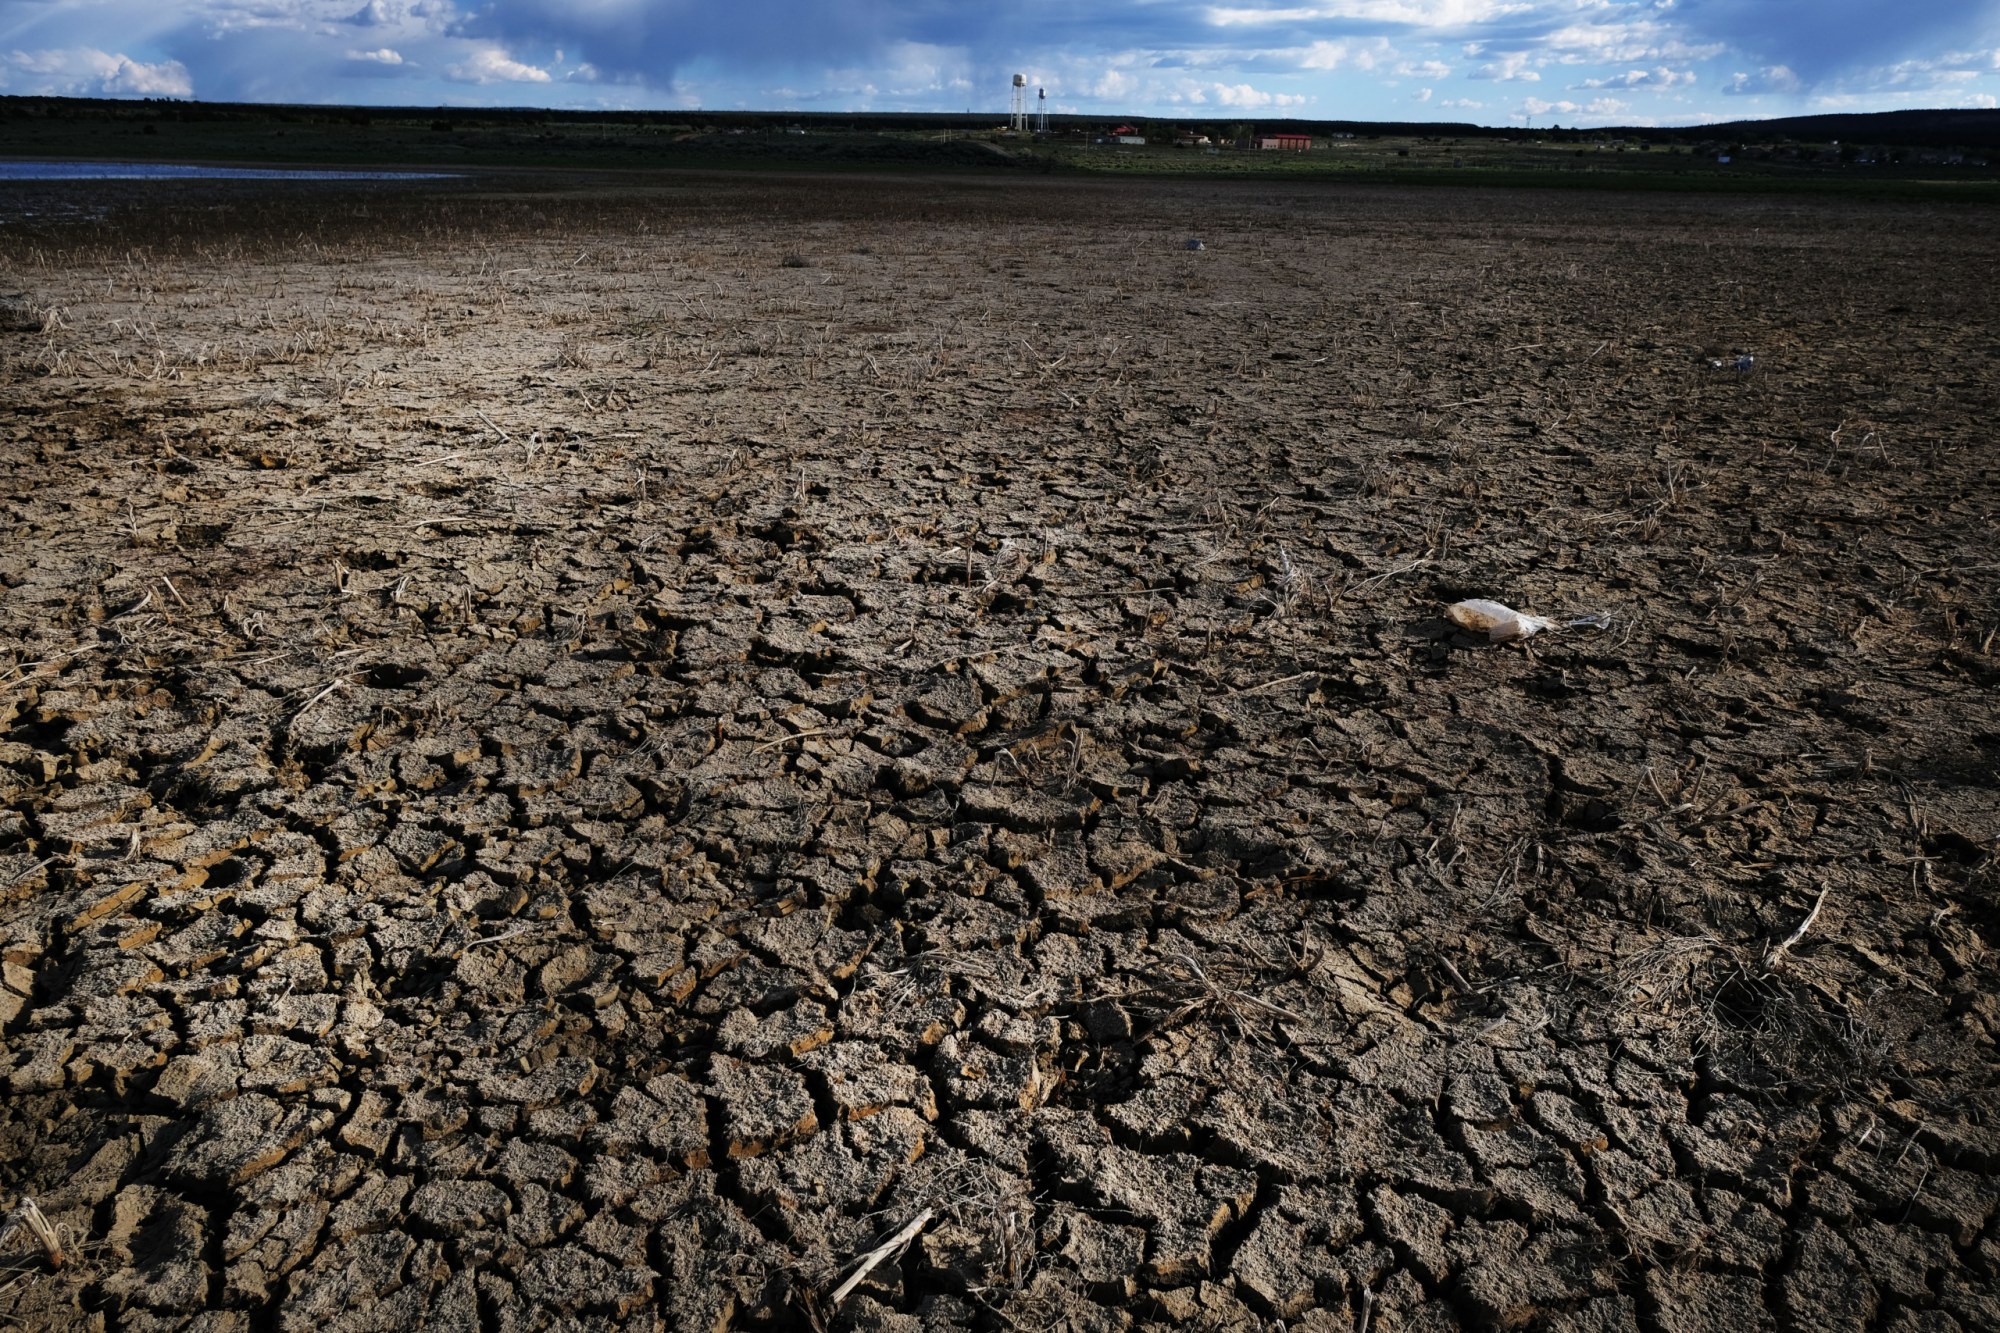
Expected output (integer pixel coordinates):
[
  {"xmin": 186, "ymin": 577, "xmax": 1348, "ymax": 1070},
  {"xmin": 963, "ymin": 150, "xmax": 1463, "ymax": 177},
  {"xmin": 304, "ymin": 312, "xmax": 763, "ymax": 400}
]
[{"xmin": 1, "ymin": 174, "xmax": 1997, "ymax": 1332}]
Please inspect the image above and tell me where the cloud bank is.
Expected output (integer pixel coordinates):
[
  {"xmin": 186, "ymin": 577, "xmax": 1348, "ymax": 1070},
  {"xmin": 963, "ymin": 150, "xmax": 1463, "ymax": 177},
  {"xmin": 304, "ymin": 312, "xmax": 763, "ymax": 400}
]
[{"xmin": 0, "ymin": 0, "xmax": 1994, "ymax": 126}]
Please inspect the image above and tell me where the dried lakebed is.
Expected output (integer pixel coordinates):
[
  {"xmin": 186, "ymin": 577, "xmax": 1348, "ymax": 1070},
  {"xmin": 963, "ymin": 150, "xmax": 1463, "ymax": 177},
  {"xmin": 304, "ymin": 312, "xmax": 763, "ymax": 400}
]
[{"xmin": 1, "ymin": 175, "xmax": 1996, "ymax": 1331}]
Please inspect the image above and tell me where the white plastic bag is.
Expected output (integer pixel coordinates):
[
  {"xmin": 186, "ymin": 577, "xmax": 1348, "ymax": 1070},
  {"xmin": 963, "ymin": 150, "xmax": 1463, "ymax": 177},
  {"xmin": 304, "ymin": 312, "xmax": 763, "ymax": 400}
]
[
  {"xmin": 1448, "ymin": 599, "xmax": 1607, "ymax": 643},
  {"xmin": 1448, "ymin": 599, "xmax": 1554, "ymax": 641}
]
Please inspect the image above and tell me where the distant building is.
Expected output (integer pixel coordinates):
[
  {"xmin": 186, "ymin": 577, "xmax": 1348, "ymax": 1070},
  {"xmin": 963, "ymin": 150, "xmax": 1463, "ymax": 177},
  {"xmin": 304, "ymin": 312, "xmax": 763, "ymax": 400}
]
[{"xmin": 1256, "ymin": 134, "xmax": 1312, "ymax": 151}]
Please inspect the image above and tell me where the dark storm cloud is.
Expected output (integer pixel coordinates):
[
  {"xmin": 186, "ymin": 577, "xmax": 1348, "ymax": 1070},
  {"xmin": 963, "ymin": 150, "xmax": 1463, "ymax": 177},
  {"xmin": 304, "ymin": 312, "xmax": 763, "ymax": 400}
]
[
  {"xmin": 150, "ymin": 23, "xmax": 358, "ymax": 103},
  {"xmin": 444, "ymin": 0, "xmax": 1202, "ymax": 83},
  {"xmin": 443, "ymin": 0, "xmax": 1984, "ymax": 93},
  {"xmin": 1674, "ymin": 0, "xmax": 2000, "ymax": 82}
]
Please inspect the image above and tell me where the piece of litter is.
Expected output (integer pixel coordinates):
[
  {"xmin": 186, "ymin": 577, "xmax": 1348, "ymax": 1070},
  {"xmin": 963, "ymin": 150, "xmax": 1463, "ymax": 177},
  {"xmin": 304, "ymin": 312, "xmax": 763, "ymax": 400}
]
[
  {"xmin": 1449, "ymin": 599, "xmax": 1555, "ymax": 641},
  {"xmin": 1184, "ymin": 237, "xmax": 1206, "ymax": 251},
  {"xmin": 1447, "ymin": 599, "xmax": 1608, "ymax": 643}
]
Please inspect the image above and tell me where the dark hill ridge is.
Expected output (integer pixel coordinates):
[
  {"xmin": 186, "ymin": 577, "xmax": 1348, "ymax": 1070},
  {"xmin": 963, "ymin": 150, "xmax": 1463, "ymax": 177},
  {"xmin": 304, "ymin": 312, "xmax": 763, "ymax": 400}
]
[
  {"xmin": 1238, "ymin": 108, "xmax": 2000, "ymax": 148},
  {"xmin": 1682, "ymin": 108, "xmax": 2000, "ymax": 148},
  {"xmin": 4, "ymin": 94, "xmax": 1999, "ymax": 149}
]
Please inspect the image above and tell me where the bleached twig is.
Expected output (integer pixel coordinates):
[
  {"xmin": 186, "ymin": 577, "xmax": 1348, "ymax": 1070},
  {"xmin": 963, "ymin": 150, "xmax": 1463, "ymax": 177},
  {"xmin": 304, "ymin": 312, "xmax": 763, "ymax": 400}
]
[
  {"xmin": 1765, "ymin": 883, "xmax": 1831, "ymax": 971},
  {"xmin": 753, "ymin": 727, "xmax": 850, "ymax": 753},
  {"xmin": 474, "ymin": 408, "xmax": 512, "ymax": 442},
  {"xmin": 1221, "ymin": 670, "xmax": 1318, "ymax": 700},
  {"xmin": 1061, "ymin": 585, "xmax": 1176, "ymax": 600},
  {"xmin": 291, "ymin": 677, "xmax": 348, "ymax": 723},
  {"xmin": 4, "ymin": 857, "xmax": 56, "ymax": 888},
  {"xmin": 465, "ymin": 924, "xmax": 551, "ymax": 951},
  {"xmin": 1343, "ymin": 556, "xmax": 1431, "ymax": 595},
  {"xmin": 0, "ymin": 1196, "xmax": 65, "ymax": 1269},
  {"xmin": 829, "ymin": 1208, "xmax": 933, "ymax": 1308},
  {"xmin": 1169, "ymin": 950, "xmax": 1310, "ymax": 1025}
]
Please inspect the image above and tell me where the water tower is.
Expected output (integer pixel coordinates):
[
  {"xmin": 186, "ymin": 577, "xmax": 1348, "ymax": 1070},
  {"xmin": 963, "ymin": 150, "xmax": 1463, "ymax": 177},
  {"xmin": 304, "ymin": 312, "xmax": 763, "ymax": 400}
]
[
  {"xmin": 1010, "ymin": 74, "xmax": 1027, "ymax": 132},
  {"xmin": 1037, "ymin": 87, "xmax": 1048, "ymax": 135}
]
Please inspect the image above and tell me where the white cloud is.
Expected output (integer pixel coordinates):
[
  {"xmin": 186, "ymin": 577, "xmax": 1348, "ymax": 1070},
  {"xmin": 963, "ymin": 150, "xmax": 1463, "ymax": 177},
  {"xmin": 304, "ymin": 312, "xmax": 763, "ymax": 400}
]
[
  {"xmin": 1521, "ymin": 94, "xmax": 1635, "ymax": 121},
  {"xmin": 1092, "ymin": 67, "xmax": 1137, "ymax": 100},
  {"xmin": 1206, "ymin": 1, "xmax": 1538, "ymax": 25},
  {"xmin": 1963, "ymin": 92, "xmax": 1999, "ymax": 108},
  {"xmin": 1290, "ymin": 39, "xmax": 1392, "ymax": 71},
  {"xmin": 1724, "ymin": 65, "xmax": 1801, "ymax": 96},
  {"xmin": 3, "ymin": 47, "xmax": 193, "ymax": 97},
  {"xmin": 1537, "ymin": 21, "xmax": 1725, "ymax": 66},
  {"xmin": 1413, "ymin": 86, "xmax": 1433, "ymax": 101},
  {"xmin": 1396, "ymin": 59, "xmax": 1452, "ymax": 79},
  {"xmin": 1439, "ymin": 96, "xmax": 1484, "ymax": 108},
  {"xmin": 447, "ymin": 46, "xmax": 552, "ymax": 84},
  {"xmin": 1850, "ymin": 54, "xmax": 1984, "ymax": 91},
  {"xmin": 1206, "ymin": 4, "xmax": 1324, "ymax": 21},
  {"xmin": 347, "ymin": 0, "xmax": 458, "ymax": 31},
  {"xmin": 107, "ymin": 56, "xmax": 193, "ymax": 96},
  {"xmin": 1024, "ymin": 49, "xmax": 1319, "ymax": 112},
  {"xmin": 1575, "ymin": 66, "xmax": 1694, "ymax": 91},
  {"xmin": 1470, "ymin": 52, "xmax": 1539, "ymax": 82},
  {"xmin": 348, "ymin": 47, "xmax": 405, "ymax": 65},
  {"xmin": 1207, "ymin": 81, "xmax": 1309, "ymax": 107}
]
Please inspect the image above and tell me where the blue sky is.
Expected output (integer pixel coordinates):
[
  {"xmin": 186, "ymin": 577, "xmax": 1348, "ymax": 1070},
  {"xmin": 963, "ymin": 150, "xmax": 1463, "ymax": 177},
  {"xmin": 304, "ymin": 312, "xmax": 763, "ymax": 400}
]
[{"xmin": 3, "ymin": 1, "xmax": 1998, "ymax": 127}]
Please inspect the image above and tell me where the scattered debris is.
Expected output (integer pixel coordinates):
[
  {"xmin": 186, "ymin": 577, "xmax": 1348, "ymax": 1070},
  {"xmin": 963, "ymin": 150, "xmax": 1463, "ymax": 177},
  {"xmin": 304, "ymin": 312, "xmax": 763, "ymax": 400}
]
[{"xmin": 1184, "ymin": 237, "xmax": 1206, "ymax": 251}]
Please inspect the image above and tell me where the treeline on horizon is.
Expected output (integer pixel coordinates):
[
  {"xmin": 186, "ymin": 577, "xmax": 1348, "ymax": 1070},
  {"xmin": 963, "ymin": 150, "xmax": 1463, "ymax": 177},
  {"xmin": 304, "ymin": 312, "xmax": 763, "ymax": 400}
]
[{"xmin": 6, "ymin": 94, "xmax": 2000, "ymax": 150}]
